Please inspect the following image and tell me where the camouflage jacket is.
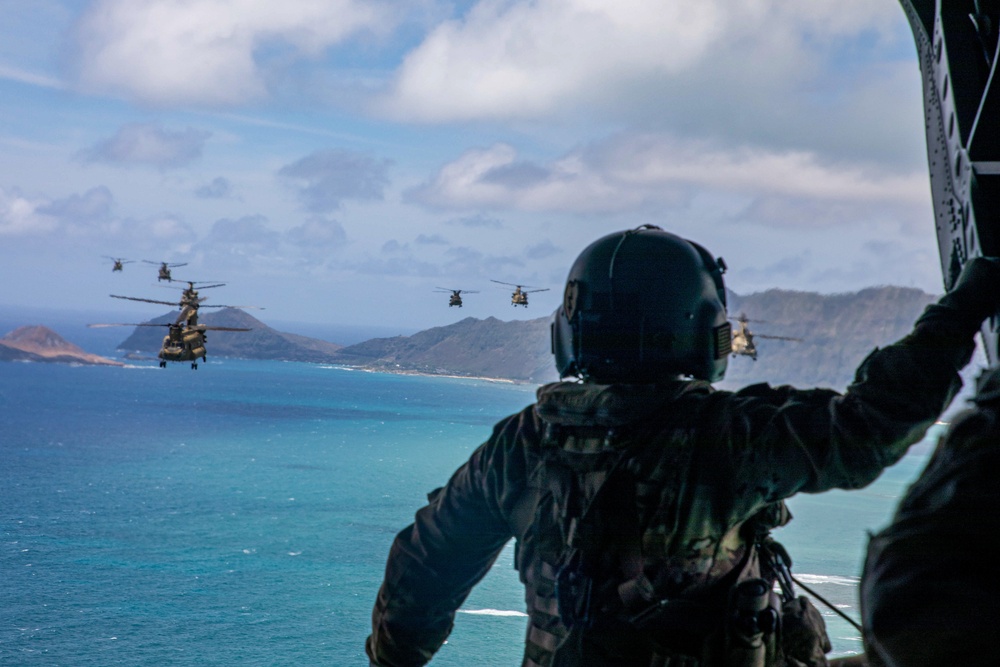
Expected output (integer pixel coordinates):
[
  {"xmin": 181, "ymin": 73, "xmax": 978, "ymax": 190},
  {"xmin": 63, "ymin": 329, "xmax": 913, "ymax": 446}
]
[
  {"xmin": 862, "ymin": 365, "xmax": 1000, "ymax": 667},
  {"xmin": 367, "ymin": 326, "xmax": 972, "ymax": 667}
]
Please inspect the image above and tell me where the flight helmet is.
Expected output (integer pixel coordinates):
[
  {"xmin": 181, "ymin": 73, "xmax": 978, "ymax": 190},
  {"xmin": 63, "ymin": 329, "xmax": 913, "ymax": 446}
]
[{"xmin": 551, "ymin": 225, "xmax": 730, "ymax": 383}]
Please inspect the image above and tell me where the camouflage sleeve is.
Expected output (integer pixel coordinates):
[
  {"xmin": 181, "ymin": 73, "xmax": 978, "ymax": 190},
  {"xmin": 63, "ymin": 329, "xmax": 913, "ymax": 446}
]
[
  {"xmin": 366, "ymin": 411, "xmax": 525, "ymax": 667},
  {"xmin": 713, "ymin": 322, "xmax": 973, "ymax": 505}
]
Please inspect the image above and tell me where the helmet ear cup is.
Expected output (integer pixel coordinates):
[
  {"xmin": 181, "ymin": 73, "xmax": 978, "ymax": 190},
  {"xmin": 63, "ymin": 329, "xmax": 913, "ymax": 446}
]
[{"xmin": 551, "ymin": 227, "xmax": 729, "ymax": 383}]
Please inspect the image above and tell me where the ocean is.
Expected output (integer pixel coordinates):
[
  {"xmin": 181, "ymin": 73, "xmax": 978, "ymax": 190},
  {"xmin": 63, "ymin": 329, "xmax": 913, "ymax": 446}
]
[{"xmin": 0, "ymin": 339, "xmax": 948, "ymax": 665}]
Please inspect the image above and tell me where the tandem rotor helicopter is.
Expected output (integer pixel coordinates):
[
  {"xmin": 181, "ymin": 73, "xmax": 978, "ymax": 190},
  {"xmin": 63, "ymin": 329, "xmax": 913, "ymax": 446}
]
[
  {"xmin": 434, "ymin": 287, "xmax": 479, "ymax": 307},
  {"xmin": 144, "ymin": 260, "xmax": 188, "ymax": 282},
  {"xmin": 103, "ymin": 256, "xmax": 135, "ymax": 272},
  {"xmin": 729, "ymin": 313, "xmax": 803, "ymax": 361},
  {"xmin": 491, "ymin": 280, "xmax": 550, "ymax": 307},
  {"xmin": 90, "ymin": 280, "xmax": 255, "ymax": 369}
]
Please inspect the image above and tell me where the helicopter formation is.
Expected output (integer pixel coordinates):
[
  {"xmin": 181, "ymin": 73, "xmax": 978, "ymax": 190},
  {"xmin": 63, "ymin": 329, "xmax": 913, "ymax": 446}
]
[
  {"xmin": 434, "ymin": 281, "xmax": 551, "ymax": 308},
  {"xmin": 98, "ymin": 255, "xmax": 796, "ymax": 367},
  {"xmin": 92, "ymin": 259, "xmax": 254, "ymax": 369}
]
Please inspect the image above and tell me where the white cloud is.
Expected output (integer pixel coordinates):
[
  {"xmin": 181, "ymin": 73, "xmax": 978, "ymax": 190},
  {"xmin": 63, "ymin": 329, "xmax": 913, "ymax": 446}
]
[
  {"xmin": 407, "ymin": 134, "xmax": 927, "ymax": 220},
  {"xmin": 71, "ymin": 0, "xmax": 391, "ymax": 106},
  {"xmin": 78, "ymin": 123, "xmax": 211, "ymax": 169},
  {"xmin": 381, "ymin": 0, "xmax": 902, "ymax": 123},
  {"xmin": 0, "ymin": 186, "xmax": 58, "ymax": 236}
]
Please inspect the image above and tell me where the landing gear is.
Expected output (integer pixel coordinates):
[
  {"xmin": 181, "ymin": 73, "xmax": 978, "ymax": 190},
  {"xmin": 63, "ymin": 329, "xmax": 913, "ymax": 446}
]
[
  {"xmin": 159, "ymin": 360, "xmax": 166, "ymax": 368},
  {"xmin": 191, "ymin": 362, "xmax": 198, "ymax": 370}
]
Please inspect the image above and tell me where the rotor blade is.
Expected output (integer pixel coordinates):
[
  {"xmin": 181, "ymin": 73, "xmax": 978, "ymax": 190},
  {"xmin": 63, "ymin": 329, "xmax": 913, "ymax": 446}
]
[
  {"xmin": 88, "ymin": 322, "xmax": 170, "ymax": 328},
  {"xmin": 200, "ymin": 326, "xmax": 252, "ymax": 332},
  {"xmin": 110, "ymin": 294, "xmax": 179, "ymax": 307},
  {"xmin": 198, "ymin": 304, "xmax": 264, "ymax": 309},
  {"xmin": 490, "ymin": 279, "xmax": 518, "ymax": 287},
  {"xmin": 525, "ymin": 288, "xmax": 550, "ymax": 293},
  {"xmin": 167, "ymin": 262, "xmax": 188, "ymax": 268},
  {"xmin": 755, "ymin": 334, "xmax": 804, "ymax": 342}
]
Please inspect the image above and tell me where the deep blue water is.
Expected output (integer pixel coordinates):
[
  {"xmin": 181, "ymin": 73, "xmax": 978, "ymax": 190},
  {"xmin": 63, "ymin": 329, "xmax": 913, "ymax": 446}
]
[{"xmin": 0, "ymin": 357, "xmax": 945, "ymax": 665}]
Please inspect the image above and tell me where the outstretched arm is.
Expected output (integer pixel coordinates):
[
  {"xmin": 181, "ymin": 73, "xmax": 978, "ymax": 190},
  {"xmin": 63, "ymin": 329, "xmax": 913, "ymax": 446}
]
[{"xmin": 366, "ymin": 416, "xmax": 522, "ymax": 667}]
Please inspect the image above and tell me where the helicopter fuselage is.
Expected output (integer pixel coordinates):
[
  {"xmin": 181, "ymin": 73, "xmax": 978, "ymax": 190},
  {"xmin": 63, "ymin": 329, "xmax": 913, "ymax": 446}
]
[{"xmin": 159, "ymin": 325, "xmax": 208, "ymax": 368}]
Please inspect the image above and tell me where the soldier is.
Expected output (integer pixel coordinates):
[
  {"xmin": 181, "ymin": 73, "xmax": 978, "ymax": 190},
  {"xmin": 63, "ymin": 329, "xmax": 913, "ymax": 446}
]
[
  {"xmin": 367, "ymin": 226, "xmax": 1000, "ymax": 667},
  {"xmin": 861, "ymin": 360, "xmax": 1000, "ymax": 667}
]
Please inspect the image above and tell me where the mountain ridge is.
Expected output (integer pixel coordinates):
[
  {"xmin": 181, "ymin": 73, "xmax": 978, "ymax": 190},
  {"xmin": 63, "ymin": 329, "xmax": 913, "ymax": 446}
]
[{"xmin": 99, "ymin": 285, "xmax": 942, "ymax": 389}]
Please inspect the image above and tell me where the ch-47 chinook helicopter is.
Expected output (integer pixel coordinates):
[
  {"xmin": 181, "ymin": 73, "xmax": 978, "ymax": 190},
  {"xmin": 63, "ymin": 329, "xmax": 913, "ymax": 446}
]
[
  {"xmin": 434, "ymin": 287, "xmax": 479, "ymax": 307},
  {"xmin": 90, "ymin": 317, "xmax": 251, "ymax": 369},
  {"xmin": 110, "ymin": 281, "xmax": 238, "ymax": 318},
  {"xmin": 729, "ymin": 313, "xmax": 803, "ymax": 361},
  {"xmin": 92, "ymin": 281, "xmax": 257, "ymax": 368},
  {"xmin": 144, "ymin": 260, "xmax": 188, "ymax": 282},
  {"xmin": 490, "ymin": 280, "xmax": 550, "ymax": 307},
  {"xmin": 104, "ymin": 256, "xmax": 135, "ymax": 272}
]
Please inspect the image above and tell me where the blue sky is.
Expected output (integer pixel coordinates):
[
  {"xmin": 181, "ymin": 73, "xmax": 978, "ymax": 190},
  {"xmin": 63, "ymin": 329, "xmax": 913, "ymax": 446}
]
[{"xmin": 0, "ymin": 0, "xmax": 939, "ymax": 332}]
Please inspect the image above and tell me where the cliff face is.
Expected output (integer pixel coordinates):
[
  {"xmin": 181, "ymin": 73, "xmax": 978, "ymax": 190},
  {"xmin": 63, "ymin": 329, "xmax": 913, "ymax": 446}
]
[
  {"xmin": 719, "ymin": 286, "xmax": 937, "ymax": 391},
  {"xmin": 331, "ymin": 316, "xmax": 556, "ymax": 383},
  {"xmin": 0, "ymin": 326, "xmax": 123, "ymax": 366},
  {"xmin": 117, "ymin": 308, "xmax": 344, "ymax": 363}
]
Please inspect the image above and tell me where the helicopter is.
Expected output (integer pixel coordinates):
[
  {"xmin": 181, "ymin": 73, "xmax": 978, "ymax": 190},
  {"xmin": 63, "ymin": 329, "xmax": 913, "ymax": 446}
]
[
  {"xmin": 89, "ymin": 318, "xmax": 251, "ymax": 369},
  {"xmin": 109, "ymin": 281, "xmax": 254, "ymax": 325},
  {"xmin": 491, "ymin": 280, "xmax": 550, "ymax": 307},
  {"xmin": 104, "ymin": 256, "xmax": 135, "ymax": 272},
  {"xmin": 434, "ymin": 287, "xmax": 480, "ymax": 307},
  {"xmin": 144, "ymin": 260, "xmax": 188, "ymax": 282},
  {"xmin": 729, "ymin": 313, "xmax": 803, "ymax": 361},
  {"xmin": 93, "ymin": 282, "xmax": 254, "ymax": 368}
]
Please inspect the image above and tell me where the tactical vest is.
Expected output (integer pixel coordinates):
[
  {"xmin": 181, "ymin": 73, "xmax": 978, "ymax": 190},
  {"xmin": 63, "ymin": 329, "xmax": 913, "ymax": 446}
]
[{"xmin": 513, "ymin": 387, "xmax": 830, "ymax": 667}]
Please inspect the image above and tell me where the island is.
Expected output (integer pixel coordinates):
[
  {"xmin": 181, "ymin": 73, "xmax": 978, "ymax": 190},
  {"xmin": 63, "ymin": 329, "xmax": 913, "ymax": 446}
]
[{"xmin": 0, "ymin": 325, "xmax": 123, "ymax": 366}]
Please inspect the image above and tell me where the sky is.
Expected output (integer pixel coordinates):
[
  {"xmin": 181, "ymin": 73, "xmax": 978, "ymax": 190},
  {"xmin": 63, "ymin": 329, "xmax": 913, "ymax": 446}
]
[{"xmin": 0, "ymin": 0, "xmax": 942, "ymax": 335}]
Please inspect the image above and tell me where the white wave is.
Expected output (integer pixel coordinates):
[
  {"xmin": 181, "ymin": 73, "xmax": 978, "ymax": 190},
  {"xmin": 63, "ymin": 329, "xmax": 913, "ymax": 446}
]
[
  {"xmin": 795, "ymin": 574, "xmax": 858, "ymax": 586},
  {"xmin": 458, "ymin": 608, "xmax": 528, "ymax": 618}
]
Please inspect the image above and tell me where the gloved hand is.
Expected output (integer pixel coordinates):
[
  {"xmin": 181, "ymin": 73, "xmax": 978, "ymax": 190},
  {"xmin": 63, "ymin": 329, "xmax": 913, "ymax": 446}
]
[{"xmin": 916, "ymin": 256, "xmax": 1000, "ymax": 337}]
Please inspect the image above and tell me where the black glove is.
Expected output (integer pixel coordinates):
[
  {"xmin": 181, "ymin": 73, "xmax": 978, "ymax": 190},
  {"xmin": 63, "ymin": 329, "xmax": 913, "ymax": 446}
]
[{"xmin": 915, "ymin": 256, "xmax": 1000, "ymax": 337}]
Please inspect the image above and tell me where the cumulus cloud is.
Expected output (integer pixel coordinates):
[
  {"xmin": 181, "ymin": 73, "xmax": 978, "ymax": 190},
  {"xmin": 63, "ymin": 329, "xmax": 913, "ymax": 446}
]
[
  {"xmin": 415, "ymin": 233, "xmax": 448, "ymax": 245},
  {"xmin": 78, "ymin": 123, "xmax": 211, "ymax": 169},
  {"xmin": 201, "ymin": 215, "xmax": 282, "ymax": 250},
  {"xmin": 0, "ymin": 186, "xmax": 59, "ymax": 236},
  {"xmin": 71, "ymin": 0, "xmax": 392, "ymax": 107},
  {"xmin": 38, "ymin": 186, "xmax": 114, "ymax": 224},
  {"xmin": 278, "ymin": 149, "xmax": 392, "ymax": 213},
  {"xmin": 195, "ymin": 177, "xmax": 235, "ymax": 199},
  {"xmin": 286, "ymin": 217, "xmax": 348, "ymax": 248},
  {"xmin": 407, "ymin": 133, "xmax": 928, "ymax": 223},
  {"xmin": 380, "ymin": 0, "xmax": 902, "ymax": 126}
]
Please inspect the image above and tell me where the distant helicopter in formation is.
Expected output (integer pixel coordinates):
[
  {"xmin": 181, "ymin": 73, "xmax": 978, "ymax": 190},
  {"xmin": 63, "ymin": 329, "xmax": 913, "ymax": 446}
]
[
  {"xmin": 491, "ymin": 280, "xmax": 549, "ymax": 307},
  {"xmin": 110, "ymin": 281, "xmax": 240, "ymax": 325},
  {"xmin": 729, "ymin": 313, "xmax": 803, "ymax": 361},
  {"xmin": 104, "ymin": 256, "xmax": 135, "ymax": 272},
  {"xmin": 144, "ymin": 260, "xmax": 188, "ymax": 282},
  {"xmin": 434, "ymin": 287, "xmax": 479, "ymax": 307}
]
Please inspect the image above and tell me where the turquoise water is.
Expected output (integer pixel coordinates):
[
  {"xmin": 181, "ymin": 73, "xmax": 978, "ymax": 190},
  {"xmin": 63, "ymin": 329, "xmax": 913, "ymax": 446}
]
[{"xmin": 0, "ymin": 358, "xmax": 944, "ymax": 665}]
